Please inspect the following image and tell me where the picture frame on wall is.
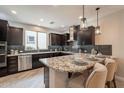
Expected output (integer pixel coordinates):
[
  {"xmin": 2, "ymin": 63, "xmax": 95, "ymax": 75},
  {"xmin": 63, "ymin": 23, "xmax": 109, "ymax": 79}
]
[{"xmin": 27, "ymin": 35, "xmax": 35, "ymax": 44}]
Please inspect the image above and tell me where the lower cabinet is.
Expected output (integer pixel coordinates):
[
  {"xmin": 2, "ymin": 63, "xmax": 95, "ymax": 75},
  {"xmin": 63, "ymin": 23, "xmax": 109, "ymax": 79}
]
[
  {"xmin": 32, "ymin": 54, "xmax": 45, "ymax": 69},
  {"xmin": 0, "ymin": 52, "xmax": 72, "ymax": 77},
  {"xmin": 0, "ymin": 67, "xmax": 7, "ymax": 77},
  {"xmin": 7, "ymin": 56, "xmax": 18, "ymax": 74},
  {"xmin": 32, "ymin": 52, "xmax": 71, "ymax": 69}
]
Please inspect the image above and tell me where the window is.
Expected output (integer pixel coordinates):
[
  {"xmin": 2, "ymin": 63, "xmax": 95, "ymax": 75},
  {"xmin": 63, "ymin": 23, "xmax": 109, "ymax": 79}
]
[
  {"xmin": 38, "ymin": 32, "xmax": 47, "ymax": 49},
  {"xmin": 25, "ymin": 30, "xmax": 47, "ymax": 50},
  {"xmin": 25, "ymin": 31, "xmax": 37, "ymax": 50}
]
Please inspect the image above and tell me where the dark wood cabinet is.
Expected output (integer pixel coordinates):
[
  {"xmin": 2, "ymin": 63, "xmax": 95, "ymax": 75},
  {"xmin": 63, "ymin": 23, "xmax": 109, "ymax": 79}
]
[
  {"xmin": 32, "ymin": 53, "xmax": 54, "ymax": 69},
  {"xmin": 0, "ymin": 19, "xmax": 8, "ymax": 41},
  {"xmin": 63, "ymin": 33, "xmax": 70, "ymax": 45},
  {"xmin": 0, "ymin": 67, "xmax": 7, "ymax": 77},
  {"xmin": 75, "ymin": 26, "xmax": 95, "ymax": 45},
  {"xmin": 32, "ymin": 54, "xmax": 44, "ymax": 69},
  {"xmin": 73, "ymin": 26, "xmax": 79, "ymax": 40},
  {"xmin": 7, "ymin": 26, "xmax": 23, "ymax": 45},
  {"xmin": 7, "ymin": 56, "xmax": 18, "ymax": 74},
  {"xmin": 49, "ymin": 33, "xmax": 65, "ymax": 46},
  {"xmin": 32, "ymin": 52, "xmax": 71, "ymax": 68},
  {"xmin": 49, "ymin": 26, "xmax": 95, "ymax": 46},
  {"xmin": 0, "ymin": 52, "xmax": 72, "ymax": 77}
]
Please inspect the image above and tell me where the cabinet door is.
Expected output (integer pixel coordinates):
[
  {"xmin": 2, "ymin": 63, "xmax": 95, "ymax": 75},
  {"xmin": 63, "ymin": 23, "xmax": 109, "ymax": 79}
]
[
  {"xmin": 0, "ymin": 19, "xmax": 8, "ymax": 41},
  {"xmin": 63, "ymin": 33, "xmax": 69, "ymax": 45},
  {"xmin": 7, "ymin": 26, "xmax": 23, "ymax": 45},
  {"xmin": 49, "ymin": 33, "xmax": 58, "ymax": 45},
  {"xmin": 60, "ymin": 35, "xmax": 65, "ymax": 46},
  {"xmin": 76, "ymin": 26, "xmax": 95, "ymax": 45},
  {"xmin": 50, "ymin": 33, "xmax": 65, "ymax": 46},
  {"xmin": 50, "ymin": 33, "xmax": 56, "ymax": 45},
  {"xmin": 7, "ymin": 56, "xmax": 18, "ymax": 74},
  {"xmin": 57, "ymin": 34, "xmax": 63, "ymax": 45},
  {"xmin": 0, "ymin": 67, "xmax": 7, "ymax": 77},
  {"xmin": 74, "ymin": 26, "xmax": 78, "ymax": 40},
  {"xmin": 32, "ymin": 54, "xmax": 44, "ymax": 69}
]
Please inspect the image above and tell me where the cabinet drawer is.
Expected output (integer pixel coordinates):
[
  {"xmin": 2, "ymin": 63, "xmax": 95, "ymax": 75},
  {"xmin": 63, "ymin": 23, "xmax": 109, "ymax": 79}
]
[
  {"xmin": 8, "ymin": 60, "xmax": 17, "ymax": 64},
  {"xmin": 8, "ymin": 68, "xmax": 18, "ymax": 74},
  {"xmin": 8, "ymin": 64, "xmax": 18, "ymax": 68},
  {"xmin": 8, "ymin": 56, "xmax": 18, "ymax": 60}
]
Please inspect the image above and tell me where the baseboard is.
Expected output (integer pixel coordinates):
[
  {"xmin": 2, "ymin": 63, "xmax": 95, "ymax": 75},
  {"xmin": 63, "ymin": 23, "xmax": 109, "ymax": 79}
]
[{"xmin": 115, "ymin": 75, "xmax": 124, "ymax": 82}]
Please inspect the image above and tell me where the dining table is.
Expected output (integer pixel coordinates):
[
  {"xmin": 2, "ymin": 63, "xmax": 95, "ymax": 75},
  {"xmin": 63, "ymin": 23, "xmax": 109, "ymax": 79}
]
[{"xmin": 39, "ymin": 53, "xmax": 106, "ymax": 88}]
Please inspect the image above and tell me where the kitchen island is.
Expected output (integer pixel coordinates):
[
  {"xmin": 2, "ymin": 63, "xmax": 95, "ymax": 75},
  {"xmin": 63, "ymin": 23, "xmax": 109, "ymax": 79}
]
[{"xmin": 39, "ymin": 53, "xmax": 104, "ymax": 88}]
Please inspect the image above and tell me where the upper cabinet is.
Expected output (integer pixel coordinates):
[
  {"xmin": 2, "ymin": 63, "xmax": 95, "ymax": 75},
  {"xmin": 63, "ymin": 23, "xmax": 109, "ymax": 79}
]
[
  {"xmin": 7, "ymin": 26, "xmax": 23, "ymax": 45},
  {"xmin": 63, "ymin": 33, "xmax": 70, "ymax": 45},
  {"xmin": 73, "ymin": 25, "xmax": 95, "ymax": 45},
  {"xmin": 49, "ymin": 26, "xmax": 95, "ymax": 46},
  {"xmin": 0, "ymin": 19, "xmax": 8, "ymax": 41},
  {"xmin": 77, "ymin": 26, "xmax": 95, "ymax": 45},
  {"xmin": 49, "ymin": 33, "xmax": 70, "ymax": 46},
  {"xmin": 49, "ymin": 33, "xmax": 64, "ymax": 46}
]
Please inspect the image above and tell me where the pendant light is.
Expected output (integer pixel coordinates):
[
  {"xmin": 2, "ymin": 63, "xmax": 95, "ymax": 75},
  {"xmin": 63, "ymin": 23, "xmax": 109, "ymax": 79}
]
[
  {"xmin": 80, "ymin": 5, "xmax": 87, "ymax": 31},
  {"xmin": 95, "ymin": 7, "xmax": 101, "ymax": 35}
]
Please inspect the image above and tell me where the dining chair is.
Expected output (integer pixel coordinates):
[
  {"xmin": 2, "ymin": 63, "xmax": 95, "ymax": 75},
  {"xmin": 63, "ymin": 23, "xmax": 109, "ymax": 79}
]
[
  {"xmin": 104, "ymin": 58, "xmax": 117, "ymax": 88},
  {"xmin": 68, "ymin": 63, "xmax": 107, "ymax": 88}
]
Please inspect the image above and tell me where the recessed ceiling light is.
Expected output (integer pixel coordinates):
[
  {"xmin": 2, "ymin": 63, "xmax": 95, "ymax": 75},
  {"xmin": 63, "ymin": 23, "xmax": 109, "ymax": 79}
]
[
  {"xmin": 79, "ymin": 16, "xmax": 82, "ymax": 19},
  {"xmin": 40, "ymin": 18, "xmax": 44, "ymax": 22},
  {"xmin": 11, "ymin": 10, "xmax": 17, "ymax": 14}
]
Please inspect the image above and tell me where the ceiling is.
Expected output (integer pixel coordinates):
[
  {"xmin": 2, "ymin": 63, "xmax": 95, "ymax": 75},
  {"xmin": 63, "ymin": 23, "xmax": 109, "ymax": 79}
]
[{"xmin": 0, "ymin": 5, "xmax": 124, "ymax": 31}]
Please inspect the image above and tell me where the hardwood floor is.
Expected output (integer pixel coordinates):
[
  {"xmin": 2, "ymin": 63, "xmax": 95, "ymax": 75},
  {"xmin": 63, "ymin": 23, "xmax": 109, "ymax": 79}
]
[
  {"xmin": 0, "ymin": 68, "xmax": 44, "ymax": 88},
  {"xmin": 0, "ymin": 68, "xmax": 123, "ymax": 88}
]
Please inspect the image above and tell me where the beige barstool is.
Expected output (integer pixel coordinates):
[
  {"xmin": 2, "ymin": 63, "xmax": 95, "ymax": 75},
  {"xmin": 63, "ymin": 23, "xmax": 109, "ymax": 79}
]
[
  {"xmin": 68, "ymin": 63, "xmax": 107, "ymax": 88},
  {"xmin": 104, "ymin": 58, "xmax": 117, "ymax": 88}
]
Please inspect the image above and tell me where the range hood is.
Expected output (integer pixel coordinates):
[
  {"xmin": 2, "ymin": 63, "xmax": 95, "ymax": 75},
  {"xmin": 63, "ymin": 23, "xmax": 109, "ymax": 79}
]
[{"xmin": 67, "ymin": 26, "xmax": 75, "ymax": 42}]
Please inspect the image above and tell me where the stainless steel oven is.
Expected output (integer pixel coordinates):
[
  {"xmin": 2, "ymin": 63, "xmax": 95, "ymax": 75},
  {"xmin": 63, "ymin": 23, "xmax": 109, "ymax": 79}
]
[{"xmin": 0, "ymin": 41, "xmax": 7, "ymax": 68}]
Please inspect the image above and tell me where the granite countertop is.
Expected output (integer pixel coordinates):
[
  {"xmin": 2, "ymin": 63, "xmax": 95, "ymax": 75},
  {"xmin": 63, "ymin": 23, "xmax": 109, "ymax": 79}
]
[
  {"xmin": 39, "ymin": 53, "xmax": 105, "ymax": 73},
  {"xmin": 7, "ymin": 51, "xmax": 74, "ymax": 57}
]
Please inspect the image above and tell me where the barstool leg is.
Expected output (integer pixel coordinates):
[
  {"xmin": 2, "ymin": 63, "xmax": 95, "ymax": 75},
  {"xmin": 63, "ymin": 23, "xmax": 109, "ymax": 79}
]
[
  {"xmin": 106, "ymin": 81, "xmax": 111, "ymax": 88},
  {"xmin": 113, "ymin": 75, "xmax": 117, "ymax": 88}
]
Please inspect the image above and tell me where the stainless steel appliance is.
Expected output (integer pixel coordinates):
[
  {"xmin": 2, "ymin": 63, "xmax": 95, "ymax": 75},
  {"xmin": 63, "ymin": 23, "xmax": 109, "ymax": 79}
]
[
  {"xmin": 18, "ymin": 55, "xmax": 32, "ymax": 71},
  {"xmin": 0, "ymin": 41, "xmax": 7, "ymax": 68}
]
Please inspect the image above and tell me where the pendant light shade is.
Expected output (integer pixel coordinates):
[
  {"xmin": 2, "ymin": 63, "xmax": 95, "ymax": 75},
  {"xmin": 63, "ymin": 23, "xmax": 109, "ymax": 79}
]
[
  {"xmin": 95, "ymin": 7, "xmax": 101, "ymax": 35},
  {"xmin": 80, "ymin": 5, "xmax": 87, "ymax": 31}
]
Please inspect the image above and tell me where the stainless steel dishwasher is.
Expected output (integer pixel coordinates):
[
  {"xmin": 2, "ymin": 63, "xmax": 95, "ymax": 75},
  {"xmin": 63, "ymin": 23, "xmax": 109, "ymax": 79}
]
[{"xmin": 18, "ymin": 55, "xmax": 32, "ymax": 71}]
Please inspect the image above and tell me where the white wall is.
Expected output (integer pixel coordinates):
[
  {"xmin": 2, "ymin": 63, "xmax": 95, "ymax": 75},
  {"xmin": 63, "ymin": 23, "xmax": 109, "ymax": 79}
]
[{"xmin": 90, "ymin": 9, "xmax": 124, "ymax": 79}]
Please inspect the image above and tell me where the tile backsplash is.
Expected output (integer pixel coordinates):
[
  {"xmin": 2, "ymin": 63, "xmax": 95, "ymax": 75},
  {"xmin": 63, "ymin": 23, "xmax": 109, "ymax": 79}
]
[
  {"xmin": 48, "ymin": 45, "xmax": 63, "ymax": 51},
  {"xmin": 7, "ymin": 45, "xmax": 49, "ymax": 54},
  {"xmin": 7, "ymin": 44, "xmax": 112, "ymax": 55},
  {"xmin": 95, "ymin": 45, "xmax": 112, "ymax": 55},
  {"xmin": 7, "ymin": 45, "xmax": 24, "ymax": 54},
  {"xmin": 49, "ymin": 45, "xmax": 112, "ymax": 55}
]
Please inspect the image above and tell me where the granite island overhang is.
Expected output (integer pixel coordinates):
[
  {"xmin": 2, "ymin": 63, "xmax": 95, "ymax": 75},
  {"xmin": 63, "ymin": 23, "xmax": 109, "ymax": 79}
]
[{"xmin": 39, "ymin": 53, "xmax": 104, "ymax": 88}]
